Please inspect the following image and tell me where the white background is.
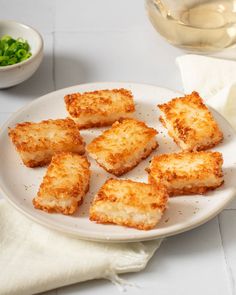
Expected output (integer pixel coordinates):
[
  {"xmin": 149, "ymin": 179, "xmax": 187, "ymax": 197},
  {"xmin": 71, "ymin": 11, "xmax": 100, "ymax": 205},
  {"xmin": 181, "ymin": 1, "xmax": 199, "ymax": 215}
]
[{"xmin": 0, "ymin": 1, "xmax": 235, "ymax": 294}]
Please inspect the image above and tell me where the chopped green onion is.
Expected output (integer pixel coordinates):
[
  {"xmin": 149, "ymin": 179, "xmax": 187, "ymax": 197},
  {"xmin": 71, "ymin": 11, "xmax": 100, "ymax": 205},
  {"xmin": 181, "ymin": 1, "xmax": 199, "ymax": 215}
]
[
  {"xmin": 16, "ymin": 49, "xmax": 27, "ymax": 58},
  {"xmin": 0, "ymin": 35, "xmax": 32, "ymax": 66}
]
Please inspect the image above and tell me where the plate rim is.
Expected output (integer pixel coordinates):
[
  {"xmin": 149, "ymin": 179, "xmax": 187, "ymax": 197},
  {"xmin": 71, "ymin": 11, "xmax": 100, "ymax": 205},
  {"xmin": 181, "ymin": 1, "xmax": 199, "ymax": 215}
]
[{"xmin": 0, "ymin": 81, "xmax": 235, "ymax": 243}]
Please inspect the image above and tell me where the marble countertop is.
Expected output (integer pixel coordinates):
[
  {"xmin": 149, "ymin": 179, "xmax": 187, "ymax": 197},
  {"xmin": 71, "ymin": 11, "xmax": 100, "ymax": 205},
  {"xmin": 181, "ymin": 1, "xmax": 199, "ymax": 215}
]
[{"xmin": 0, "ymin": 1, "xmax": 235, "ymax": 294}]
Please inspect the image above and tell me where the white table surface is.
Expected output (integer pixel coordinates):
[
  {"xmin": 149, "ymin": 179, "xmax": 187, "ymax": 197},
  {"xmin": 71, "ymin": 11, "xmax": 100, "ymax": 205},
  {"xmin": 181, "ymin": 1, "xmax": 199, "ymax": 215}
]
[{"xmin": 1, "ymin": 1, "xmax": 236, "ymax": 294}]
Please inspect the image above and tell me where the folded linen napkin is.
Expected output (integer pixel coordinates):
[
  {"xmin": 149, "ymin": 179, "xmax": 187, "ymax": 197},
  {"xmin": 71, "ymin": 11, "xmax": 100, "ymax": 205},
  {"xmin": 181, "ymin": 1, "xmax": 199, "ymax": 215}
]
[
  {"xmin": 0, "ymin": 200, "xmax": 160, "ymax": 295},
  {"xmin": 176, "ymin": 54, "xmax": 236, "ymax": 130}
]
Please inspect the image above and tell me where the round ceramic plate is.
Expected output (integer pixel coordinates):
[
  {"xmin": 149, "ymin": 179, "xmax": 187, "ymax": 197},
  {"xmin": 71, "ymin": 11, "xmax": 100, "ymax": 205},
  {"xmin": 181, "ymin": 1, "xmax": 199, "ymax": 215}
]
[{"xmin": 0, "ymin": 82, "xmax": 236, "ymax": 242}]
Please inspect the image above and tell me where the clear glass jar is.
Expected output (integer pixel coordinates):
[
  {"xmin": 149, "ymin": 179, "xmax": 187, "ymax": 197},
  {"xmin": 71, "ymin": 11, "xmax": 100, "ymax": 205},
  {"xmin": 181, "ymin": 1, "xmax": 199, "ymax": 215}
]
[{"xmin": 145, "ymin": 0, "xmax": 236, "ymax": 52}]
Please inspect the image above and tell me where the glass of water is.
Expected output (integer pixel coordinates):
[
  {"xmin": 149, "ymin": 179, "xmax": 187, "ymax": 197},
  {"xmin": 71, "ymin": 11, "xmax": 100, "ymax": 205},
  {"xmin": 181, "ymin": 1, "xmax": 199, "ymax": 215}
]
[{"xmin": 146, "ymin": 0, "xmax": 236, "ymax": 52}]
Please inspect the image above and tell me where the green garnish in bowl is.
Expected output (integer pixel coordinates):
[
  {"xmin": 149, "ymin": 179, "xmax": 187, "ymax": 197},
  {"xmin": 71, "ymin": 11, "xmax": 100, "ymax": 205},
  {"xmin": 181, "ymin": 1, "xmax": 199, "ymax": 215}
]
[{"xmin": 0, "ymin": 35, "xmax": 32, "ymax": 66}]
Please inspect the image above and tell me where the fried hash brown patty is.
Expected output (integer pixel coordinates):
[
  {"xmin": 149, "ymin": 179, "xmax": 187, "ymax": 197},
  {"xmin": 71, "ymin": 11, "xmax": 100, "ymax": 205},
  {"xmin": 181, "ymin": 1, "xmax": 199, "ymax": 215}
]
[
  {"xmin": 89, "ymin": 178, "xmax": 168, "ymax": 230},
  {"xmin": 33, "ymin": 152, "xmax": 90, "ymax": 215},
  {"xmin": 147, "ymin": 151, "xmax": 224, "ymax": 196},
  {"xmin": 64, "ymin": 88, "xmax": 135, "ymax": 128},
  {"xmin": 86, "ymin": 118, "xmax": 158, "ymax": 176},
  {"xmin": 158, "ymin": 91, "xmax": 223, "ymax": 151},
  {"xmin": 8, "ymin": 118, "xmax": 85, "ymax": 167}
]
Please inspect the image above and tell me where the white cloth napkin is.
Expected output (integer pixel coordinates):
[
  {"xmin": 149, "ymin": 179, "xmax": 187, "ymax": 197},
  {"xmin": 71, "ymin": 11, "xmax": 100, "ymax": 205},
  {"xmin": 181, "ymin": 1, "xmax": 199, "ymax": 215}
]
[
  {"xmin": 176, "ymin": 54, "xmax": 236, "ymax": 130},
  {"xmin": 0, "ymin": 200, "xmax": 160, "ymax": 295}
]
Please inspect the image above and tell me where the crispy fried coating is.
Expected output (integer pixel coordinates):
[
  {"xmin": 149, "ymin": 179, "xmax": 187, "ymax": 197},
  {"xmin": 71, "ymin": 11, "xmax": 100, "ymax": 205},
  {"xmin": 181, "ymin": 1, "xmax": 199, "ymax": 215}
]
[
  {"xmin": 147, "ymin": 151, "xmax": 224, "ymax": 196},
  {"xmin": 87, "ymin": 118, "xmax": 158, "ymax": 176},
  {"xmin": 64, "ymin": 88, "xmax": 135, "ymax": 128},
  {"xmin": 8, "ymin": 118, "xmax": 85, "ymax": 167},
  {"xmin": 33, "ymin": 152, "xmax": 90, "ymax": 215},
  {"xmin": 89, "ymin": 178, "xmax": 168, "ymax": 230},
  {"xmin": 158, "ymin": 91, "xmax": 223, "ymax": 151}
]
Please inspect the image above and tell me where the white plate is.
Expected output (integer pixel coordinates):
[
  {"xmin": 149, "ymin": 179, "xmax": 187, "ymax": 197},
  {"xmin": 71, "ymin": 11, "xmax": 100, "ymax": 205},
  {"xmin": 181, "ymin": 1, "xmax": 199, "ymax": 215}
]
[{"xmin": 0, "ymin": 82, "xmax": 236, "ymax": 242}]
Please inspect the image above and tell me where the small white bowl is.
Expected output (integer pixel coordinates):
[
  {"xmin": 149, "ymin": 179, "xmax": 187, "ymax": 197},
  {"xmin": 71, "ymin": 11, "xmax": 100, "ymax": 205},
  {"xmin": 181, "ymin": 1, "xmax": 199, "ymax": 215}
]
[{"xmin": 0, "ymin": 20, "xmax": 43, "ymax": 89}]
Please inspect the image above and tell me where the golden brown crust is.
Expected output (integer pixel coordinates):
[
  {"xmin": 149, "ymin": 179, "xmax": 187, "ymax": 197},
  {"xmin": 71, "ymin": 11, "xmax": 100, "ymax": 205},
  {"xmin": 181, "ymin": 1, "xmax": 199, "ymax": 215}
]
[
  {"xmin": 33, "ymin": 183, "xmax": 89, "ymax": 215},
  {"xmin": 95, "ymin": 141, "xmax": 158, "ymax": 176},
  {"xmin": 25, "ymin": 159, "xmax": 51, "ymax": 168},
  {"xmin": 8, "ymin": 118, "xmax": 85, "ymax": 167},
  {"xmin": 89, "ymin": 213, "xmax": 157, "ymax": 231},
  {"xmin": 64, "ymin": 88, "xmax": 135, "ymax": 128},
  {"xmin": 89, "ymin": 178, "xmax": 169, "ymax": 230},
  {"xmin": 149, "ymin": 174, "xmax": 223, "ymax": 196},
  {"xmin": 33, "ymin": 152, "xmax": 90, "ymax": 215},
  {"xmin": 87, "ymin": 118, "xmax": 158, "ymax": 176},
  {"xmin": 158, "ymin": 91, "xmax": 223, "ymax": 151},
  {"xmin": 70, "ymin": 119, "xmax": 119, "ymax": 130},
  {"xmin": 92, "ymin": 179, "xmax": 168, "ymax": 212},
  {"xmin": 148, "ymin": 151, "xmax": 224, "ymax": 196}
]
